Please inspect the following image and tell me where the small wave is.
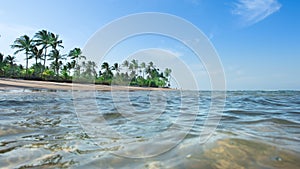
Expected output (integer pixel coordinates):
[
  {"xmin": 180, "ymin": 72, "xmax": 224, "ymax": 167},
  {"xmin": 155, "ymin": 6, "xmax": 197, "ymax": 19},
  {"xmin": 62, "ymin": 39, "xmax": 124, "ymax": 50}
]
[
  {"xmin": 17, "ymin": 117, "xmax": 62, "ymax": 129},
  {"xmin": 224, "ymin": 110, "xmax": 266, "ymax": 116},
  {"xmin": 221, "ymin": 115, "xmax": 240, "ymax": 121},
  {"xmin": 102, "ymin": 112, "xmax": 123, "ymax": 120},
  {"xmin": 238, "ymin": 118, "xmax": 300, "ymax": 125},
  {"xmin": 0, "ymin": 100, "xmax": 35, "ymax": 106}
]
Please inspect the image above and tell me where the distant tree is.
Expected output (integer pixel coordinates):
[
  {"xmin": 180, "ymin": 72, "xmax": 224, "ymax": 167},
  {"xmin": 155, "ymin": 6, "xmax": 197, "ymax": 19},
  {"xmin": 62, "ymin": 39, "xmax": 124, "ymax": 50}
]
[
  {"xmin": 4, "ymin": 55, "xmax": 17, "ymax": 76},
  {"xmin": 111, "ymin": 62, "xmax": 120, "ymax": 74},
  {"xmin": 74, "ymin": 64, "xmax": 81, "ymax": 77},
  {"xmin": 0, "ymin": 53, "xmax": 6, "ymax": 75},
  {"xmin": 29, "ymin": 46, "xmax": 43, "ymax": 65},
  {"xmin": 48, "ymin": 49, "xmax": 65, "ymax": 78},
  {"xmin": 0, "ymin": 53, "xmax": 4, "ymax": 63},
  {"xmin": 61, "ymin": 65, "xmax": 69, "ymax": 80},
  {"xmin": 50, "ymin": 33, "xmax": 63, "ymax": 51},
  {"xmin": 84, "ymin": 61, "xmax": 97, "ymax": 78},
  {"xmin": 5, "ymin": 55, "xmax": 16, "ymax": 66},
  {"xmin": 101, "ymin": 62, "xmax": 113, "ymax": 79},
  {"xmin": 131, "ymin": 59, "xmax": 138, "ymax": 70},
  {"xmin": 122, "ymin": 60, "xmax": 129, "ymax": 73},
  {"xmin": 148, "ymin": 61, "xmax": 154, "ymax": 69},
  {"xmin": 164, "ymin": 68, "xmax": 172, "ymax": 87},
  {"xmin": 140, "ymin": 62, "xmax": 146, "ymax": 78},
  {"xmin": 68, "ymin": 48, "xmax": 86, "ymax": 61},
  {"xmin": 66, "ymin": 60, "xmax": 76, "ymax": 76}
]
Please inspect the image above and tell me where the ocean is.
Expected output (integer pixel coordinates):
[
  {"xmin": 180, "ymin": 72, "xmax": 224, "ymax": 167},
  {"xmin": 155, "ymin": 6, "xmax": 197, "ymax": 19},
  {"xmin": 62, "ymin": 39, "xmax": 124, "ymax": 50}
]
[{"xmin": 0, "ymin": 90, "xmax": 299, "ymax": 168}]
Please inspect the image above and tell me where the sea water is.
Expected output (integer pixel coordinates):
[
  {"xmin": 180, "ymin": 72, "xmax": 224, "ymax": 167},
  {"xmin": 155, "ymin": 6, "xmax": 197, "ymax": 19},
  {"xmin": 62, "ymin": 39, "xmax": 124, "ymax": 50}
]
[{"xmin": 0, "ymin": 90, "xmax": 299, "ymax": 168}]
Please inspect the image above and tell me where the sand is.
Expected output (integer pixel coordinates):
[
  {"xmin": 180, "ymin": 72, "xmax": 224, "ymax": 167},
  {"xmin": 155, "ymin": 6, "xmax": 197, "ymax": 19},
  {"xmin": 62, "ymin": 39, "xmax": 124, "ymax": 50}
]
[{"xmin": 0, "ymin": 78, "xmax": 173, "ymax": 91}]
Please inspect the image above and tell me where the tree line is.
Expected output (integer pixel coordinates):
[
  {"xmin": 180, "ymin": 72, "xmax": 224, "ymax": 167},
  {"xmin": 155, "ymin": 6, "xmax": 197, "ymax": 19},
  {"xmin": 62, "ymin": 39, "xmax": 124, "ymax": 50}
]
[{"xmin": 0, "ymin": 30, "xmax": 172, "ymax": 88}]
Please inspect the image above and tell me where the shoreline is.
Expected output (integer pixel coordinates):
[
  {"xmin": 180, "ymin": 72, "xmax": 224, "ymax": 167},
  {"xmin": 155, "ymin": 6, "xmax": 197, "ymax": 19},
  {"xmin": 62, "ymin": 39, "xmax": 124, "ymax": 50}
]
[{"xmin": 0, "ymin": 78, "xmax": 174, "ymax": 91}]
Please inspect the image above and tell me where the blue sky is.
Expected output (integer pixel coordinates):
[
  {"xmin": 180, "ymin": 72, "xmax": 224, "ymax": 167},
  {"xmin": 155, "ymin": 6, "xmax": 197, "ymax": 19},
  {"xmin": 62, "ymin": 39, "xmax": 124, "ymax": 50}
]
[{"xmin": 0, "ymin": 0, "xmax": 299, "ymax": 90}]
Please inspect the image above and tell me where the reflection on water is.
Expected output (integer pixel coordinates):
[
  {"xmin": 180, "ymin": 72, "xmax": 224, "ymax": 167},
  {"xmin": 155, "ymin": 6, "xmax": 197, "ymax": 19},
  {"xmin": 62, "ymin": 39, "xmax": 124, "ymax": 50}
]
[{"xmin": 0, "ymin": 90, "xmax": 299, "ymax": 168}]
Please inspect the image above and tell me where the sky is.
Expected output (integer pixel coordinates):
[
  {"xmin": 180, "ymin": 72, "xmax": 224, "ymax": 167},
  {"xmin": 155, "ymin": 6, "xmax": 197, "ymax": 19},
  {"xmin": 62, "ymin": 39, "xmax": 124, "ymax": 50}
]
[{"xmin": 0, "ymin": 0, "xmax": 299, "ymax": 90}]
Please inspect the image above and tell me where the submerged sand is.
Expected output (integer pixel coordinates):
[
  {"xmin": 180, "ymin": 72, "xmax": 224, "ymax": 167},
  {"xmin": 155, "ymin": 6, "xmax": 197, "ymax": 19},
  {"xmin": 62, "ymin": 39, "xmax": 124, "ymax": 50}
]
[{"xmin": 0, "ymin": 78, "xmax": 173, "ymax": 91}]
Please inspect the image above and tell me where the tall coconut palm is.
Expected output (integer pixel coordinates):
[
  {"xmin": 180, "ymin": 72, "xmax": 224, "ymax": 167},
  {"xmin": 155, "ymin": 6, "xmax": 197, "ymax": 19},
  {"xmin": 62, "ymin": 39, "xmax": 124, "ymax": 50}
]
[
  {"xmin": 34, "ymin": 30, "xmax": 52, "ymax": 71},
  {"xmin": 11, "ymin": 35, "xmax": 33, "ymax": 76}
]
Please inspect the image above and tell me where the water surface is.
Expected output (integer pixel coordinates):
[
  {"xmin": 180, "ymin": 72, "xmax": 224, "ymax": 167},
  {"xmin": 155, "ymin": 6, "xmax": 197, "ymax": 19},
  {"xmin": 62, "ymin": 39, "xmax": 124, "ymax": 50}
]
[{"xmin": 0, "ymin": 90, "xmax": 299, "ymax": 168}]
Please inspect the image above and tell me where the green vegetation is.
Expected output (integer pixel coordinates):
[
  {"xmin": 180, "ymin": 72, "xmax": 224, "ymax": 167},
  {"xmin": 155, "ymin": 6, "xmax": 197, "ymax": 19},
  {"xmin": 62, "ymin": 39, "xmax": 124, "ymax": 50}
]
[{"xmin": 0, "ymin": 30, "xmax": 172, "ymax": 88}]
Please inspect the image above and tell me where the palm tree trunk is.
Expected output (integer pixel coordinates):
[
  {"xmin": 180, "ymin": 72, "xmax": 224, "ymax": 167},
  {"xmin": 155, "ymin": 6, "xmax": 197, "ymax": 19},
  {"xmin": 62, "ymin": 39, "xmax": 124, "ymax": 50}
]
[
  {"xmin": 25, "ymin": 51, "xmax": 28, "ymax": 77},
  {"xmin": 56, "ymin": 67, "xmax": 59, "ymax": 79},
  {"xmin": 143, "ymin": 70, "xmax": 145, "ymax": 79},
  {"xmin": 43, "ymin": 47, "xmax": 47, "ymax": 72},
  {"xmin": 56, "ymin": 58, "xmax": 59, "ymax": 79},
  {"xmin": 41, "ymin": 47, "xmax": 47, "ymax": 79}
]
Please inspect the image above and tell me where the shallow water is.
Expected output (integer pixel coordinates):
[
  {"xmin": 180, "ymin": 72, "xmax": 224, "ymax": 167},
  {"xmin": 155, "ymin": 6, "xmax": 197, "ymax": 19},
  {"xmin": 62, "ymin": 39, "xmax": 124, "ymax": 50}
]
[{"xmin": 0, "ymin": 90, "xmax": 299, "ymax": 168}]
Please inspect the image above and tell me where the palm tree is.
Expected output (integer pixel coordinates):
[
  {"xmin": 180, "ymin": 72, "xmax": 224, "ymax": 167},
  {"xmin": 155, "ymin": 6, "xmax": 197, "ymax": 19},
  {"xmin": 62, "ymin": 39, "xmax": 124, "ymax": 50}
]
[
  {"xmin": 74, "ymin": 63, "xmax": 81, "ymax": 77},
  {"xmin": 131, "ymin": 59, "xmax": 138, "ymax": 72},
  {"xmin": 49, "ymin": 33, "xmax": 63, "ymax": 51},
  {"xmin": 61, "ymin": 65, "xmax": 69, "ymax": 79},
  {"xmin": 34, "ymin": 30, "xmax": 52, "ymax": 71},
  {"xmin": 29, "ymin": 46, "xmax": 43, "ymax": 65},
  {"xmin": 0, "ymin": 53, "xmax": 4, "ymax": 62},
  {"xmin": 101, "ymin": 62, "xmax": 110, "ymax": 73},
  {"xmin": 101, "ymin": 62, "xmax": 113, "ymax": 79},
  {"xmin": 140, "ymin": 62, "xmax": 146, "ymax": 78},
  {"xmin": 68, "ymin": 48, "xmax": 85, "ymax": 77},
  {"xmin": 84, "ymin": 61, "xmax": 97, "ymax": 78},
  {"xmin": 4, "ymin": 55, "xmax": 17, "ymax": 76},
  {"xmin": 148, "ymin": 61, "xmax": 154, "ymax": 69},
  {"xmin": 128, "ymin": 63, "xmax": 135, "ymax": 76},
  {"xmin": 66, "ymin": 60, "xmax": 76, "ymax": 76},
  {"xmin": 48, "ymin": 49, "xmax": 65, "ymax": 78},
  {"xmin": 11, "ymin": 35, "xmax": 33, "ymax": 76},
  {"xmin": 122, "ymin": 60, "xmax": 129, "ymax": 73},
  {"xmin": 164, "ymin": 68, "xmax": 172, "ymax": 87},
  {"xmin": 111, "ymin": 63, "xmax": 120, "ymax": 74},
  {"xmin": 5, "ymin": 55, "xmax": 16, "ymax": 66},
  {"xmin": 0, "ymin": 53, "xmax": 5, "ymax": 76},
  {"xmin": 68, "ymin": 47, "xmax": 86, "ymax": 60}
]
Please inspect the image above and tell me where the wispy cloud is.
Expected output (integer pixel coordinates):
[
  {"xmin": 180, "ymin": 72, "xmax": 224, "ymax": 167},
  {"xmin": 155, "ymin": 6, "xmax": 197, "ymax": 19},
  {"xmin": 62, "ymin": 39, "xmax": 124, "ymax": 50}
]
[{"xmin": 232, "ymin": 0, "xmax": 282, "ymax": 26}]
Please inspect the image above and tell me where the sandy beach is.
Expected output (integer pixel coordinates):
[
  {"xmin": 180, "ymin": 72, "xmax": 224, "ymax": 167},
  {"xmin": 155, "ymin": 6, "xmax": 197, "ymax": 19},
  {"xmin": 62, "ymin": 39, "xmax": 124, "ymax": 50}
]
[{"xmin": 0, "ymin": 78, "xmax": 173, "ymax": 91}]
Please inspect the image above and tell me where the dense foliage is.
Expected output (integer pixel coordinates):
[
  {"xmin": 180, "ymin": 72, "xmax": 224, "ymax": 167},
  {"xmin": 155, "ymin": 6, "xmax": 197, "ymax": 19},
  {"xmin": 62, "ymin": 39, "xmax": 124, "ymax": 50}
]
[{"xmin": 0, "ymin": 30, "xmax": 172, "ymax": 88}]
